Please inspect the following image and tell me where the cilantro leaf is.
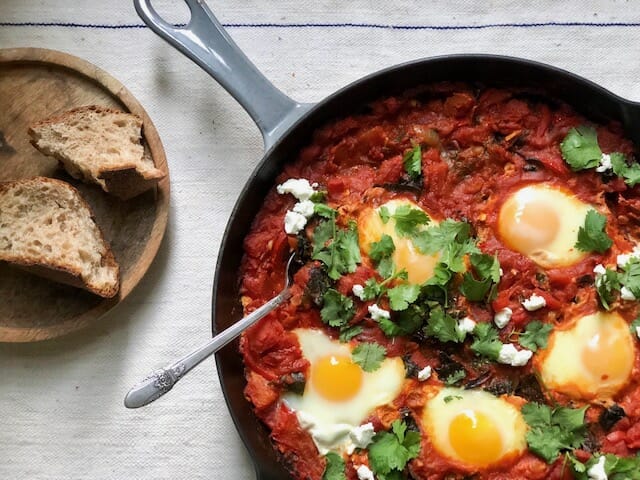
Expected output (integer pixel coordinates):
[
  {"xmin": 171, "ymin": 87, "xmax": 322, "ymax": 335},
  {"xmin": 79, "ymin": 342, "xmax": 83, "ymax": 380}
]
[
  {"xmin": 391, "ymin": 204, "xmax": 430, "ymax": 237},
  {"xmin": 378, "ymin": 304, "xmax": 424, "ymax": 337},
  {"xmin": 423, "ymin": 306, "xmax": 465, "ymax": 343},
  {"xmin": 630, "ymin": 316, "xmax": 640, "ymax": 336},
  {"xmin": 339, "ymin": 325, "xmax": 363, "ymax": 343},
  {"xmin": 595, "ymin": 267, "xmax": 620, "ymax": 310},
  {"xmin": 459, "ymin": 253, "xmax": 501, "ymax": 303},
  {"xmin": 313, "ymin": 220, "xmax": 361, "ymax": 280},
  {"xmin": 362, "ymin": 277, "xmax": 383, "ymax": 300},
  {"xmin": 575, "ymin": 210, "xmax": 613, "ymax": 253},
  {"xmin": 352, "ymin": 342, "xmax": 386, "ymax": 372},
  {"xmin": 369, "ymin": 234, "xmax": 395, "ymax": 263},
  {"xmin": 470, "ymin": 322, "xmax": 502, "ymax": 360},
  {"xmin": 412, "ymin": 219, "xmax": 472, "ymax": 255},
  {"xmin": 521, "ymin": 402, "xmax": 587, "ymax": 463},
  {"xmin": 379, "ymin": 206, "xmax": 390, "ymax": 224},
  {"xmin": 518, "ymin": 320, "xmax": 553, "ymax": 352},
  {"xmin": 444, "ymin": 369, "xmax": 466, "ymax": 386},
  {"xmin": 459, "ymin": 274, "xmax": 493, "ymax": 302},
  {"xmin": 376, "ymin": 257, "xmax": 395, "ymax": 279},
  {"xmin": 322, "ymin": 452, "xmax": 346, "ymax": 480},
  {"xmin": 611, "ymin": 152, "xmax": 640, "ymax": 187},
  {"xmin": 387, "ymin": 284, "xmax": 421, "ymax": 311},
  {"xmin": 583, "ymin": 453, "xmax": 640, "ymax": 480},
  {"xmin": 321, "ymin": 289, "xmax": 355, "ymax": 328},
  {"xmin": 368, "ymin": 420, "xmax": 420, "ymax": 476},
  {"xmin": 314, "ymin": 203, "xmax": 337, "ymax": 219},
  {"xmin": 620, "ymin": 258, "xmax": 640, "ymax": 298},
  {"xmin": 561, "ymin": 125, "xmax": 602, "ymax": 171},
  {"xmin": 403, "ymin": 144, "xmax": 422, "ymax": 180}
]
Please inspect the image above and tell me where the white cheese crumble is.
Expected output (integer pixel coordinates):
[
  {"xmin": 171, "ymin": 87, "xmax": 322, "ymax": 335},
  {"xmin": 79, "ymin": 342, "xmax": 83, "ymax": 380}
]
[
  {"xmin": 417, "ymin": 365, "xmax": 432, "ymax": 381},
  {"xmin": 494, "ymin": 307, "xmax": 513, "ymax": 329},
  {"xmin": 276, "ymin": 178, "xmax": 317, "ymax": 201},
  {"xmin": 456, "ymin": 317, "xmax": 477, "ymax": 335},
  {"xmin": 292, "ymin": 199, "xmax": 315, "ymax": 218},
  {"xmin": 596, "ymin": 153, "xmax": 613, "ymax": 173},
  {"xmin": 352, "ymin": 284, "xmax": 366, "ymax": 300},
  {"xmin": 349, "ymin": 423, "xmax": 375, "ymax": 450},
  {"xmin": 368, "ymin": 304, "xmax": 390, "ymax": 321},
  {"xmin": 636, "ymin": 326, "xmax": 640, "ymax": 340},
  {"xmin": 617, "ymin": 245, "xmax": 640, "ymax": 268},
  {"xmin": 284, "ymin": 211, "xmax": 308, "ymax": 235},
  {"xmin": 587, "ymin": 455, "xmax": 607, "ymax": 480},
  {"xmin": 356, "ymin": 464, "xmax": 375, "ymax": 480},
  {"xmin": 593, "ymin": 264, "xmax": 607, "ymax": 275},
  {"xmin": 497, "ymin": 343, "xmax": 533, "ymax": 367},
  {"xmin": 621, "ymin": 286, "xmax": 637, "ymax": 301},
  {"xmin": 522, "ymin": 293, "xmax": 546, "ymax": 311}
]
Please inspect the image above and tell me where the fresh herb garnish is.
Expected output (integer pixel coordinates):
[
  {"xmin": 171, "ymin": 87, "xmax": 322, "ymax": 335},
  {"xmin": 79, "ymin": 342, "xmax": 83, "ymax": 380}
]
[
  {"xmin": 322, "ymin": 452, "xmax": 346, "ymax": 480},
  {"xmin": 561, "ymin": 125, "xmax": 602, "ymax": 171},
  {"xmin": 387, "ymin": 284, "xmax": 421, "ymax": 311},
  {"xmin": 423, "ymin": 306, "xmax": 465, "ymax": 343},
  {"xmin": 518, "ymin": 320, "xmax": 553, "ymax": 352},
  {"xmin": 612, "ymin": 153, "xmax": 640, "ymax": 187},
  {"xmin": 620, "ymin": 258, "xmax": 640, "ymax": 298},
  {"xmin": 575, "ymin": 210, "xmax": 613, "ymax": 253},
  {"xmin": 470, "ymin": 322, "xmax": 502, "ymax": 360},
  {"xmin": 339, "ymin": 325, "xmax": 363, "ymax": 343},
  {"xmin": 369, "ymin": 234, "xmax": 395, "ymax": 263},
  {"xmin": 595, "ymin": 266, "xmax": 620, "ymax": 310},
  {"xmin": 389, "ymin": 204, "xmax": 430, "ymax": 238},
  {"xmin": 459, "ymin": 253, "xmax": 501, "ymax": 302},
  {"xmin": 443, "ymin": 395, "xmax": 463, "ymax": 403},
  {"xmin": 320, "ymin": 289, "xmax": 355, "ymax": 328},
  {"xmin": 368, "ymin": 420, "xmax": 421, "ymax": 478},
  {"xmin": 521, "ymin": 402, "xmax": 587, "ymax": 463},
  {"xmin": 313, "ymin": 219, "xmax": 361, "ymax": 280},
  {"xmin": 403, "ymin": 144, "xmax": 422, "ymax": 180},
  {"xmin": 352, "ymin": 342, "xmax": 387, "ymax": 372},
  {"xmin": 444, "ymin": 369, "xmax": 466, "ymax": 386},
  {"xmin": 571, "ymin": 453, "xmax": 640, "ymax": 480}
]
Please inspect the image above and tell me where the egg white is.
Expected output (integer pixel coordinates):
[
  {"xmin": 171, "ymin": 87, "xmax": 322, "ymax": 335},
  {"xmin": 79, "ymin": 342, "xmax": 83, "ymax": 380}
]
[
  {"xmin": 498, "ymin": 183, "xmax": 593, "ymax": 268},
  {"xmin": 538, "ymin": 311, "xmax": 635, "ymax": 400},
  {"xmin": 422, "ymin": 387, "xmax": 527, "ymax": 470},
  {"xmin": 283, "ymin": 328, "xmax": 405, "ymax": 454}
]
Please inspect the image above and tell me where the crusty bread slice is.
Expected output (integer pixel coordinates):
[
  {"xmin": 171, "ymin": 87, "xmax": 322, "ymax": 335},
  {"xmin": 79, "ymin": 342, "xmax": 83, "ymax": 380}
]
[
  {"xmin": 0, "ymin": 177, "xmax": 120, "ymax": 298},
  {"xmin": 28, "ymin": 106, "xmax": 165, "ymax": 200}
]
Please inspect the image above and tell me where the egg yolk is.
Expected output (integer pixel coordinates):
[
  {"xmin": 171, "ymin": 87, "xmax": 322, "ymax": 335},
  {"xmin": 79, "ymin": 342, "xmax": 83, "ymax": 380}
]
[
  {"xmin": 582, "ymin": 327, "xmax": 634, "ymax": 383},
  {"xmin": 448, "ymin": 410, "xmax": 503, "ymax": 467},
  {"xmin": 499, "ymin": 192, "xmax": 560, "ymax": 254},
  {"xmin": 311, "ymin": 354, "xmax": 363, "ymax": 402},
  {"xmin": 393, "ymin": 237, "xmax": 439, "ymax": 285}
]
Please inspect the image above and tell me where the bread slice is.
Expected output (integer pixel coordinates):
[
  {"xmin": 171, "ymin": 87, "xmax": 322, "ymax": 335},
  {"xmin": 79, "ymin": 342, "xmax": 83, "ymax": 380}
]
[
  {"xmin": 28, "ymin": 106, "xmax": 165, "ymax": 200},
  {"xmin": 0, "ymin": 177, "xmax": 119, "ymax": 298}
]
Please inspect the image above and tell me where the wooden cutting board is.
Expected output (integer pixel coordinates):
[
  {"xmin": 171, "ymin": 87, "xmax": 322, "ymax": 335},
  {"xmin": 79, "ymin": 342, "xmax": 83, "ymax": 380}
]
[{"xmin": 0, "ymin": 48, "xmax": 170, "ymax": 342}]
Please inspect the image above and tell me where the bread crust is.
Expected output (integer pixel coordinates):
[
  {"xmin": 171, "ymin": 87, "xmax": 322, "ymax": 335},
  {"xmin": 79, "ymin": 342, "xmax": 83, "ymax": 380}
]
[
  {"xmin": 0, "ymin": 177, "xmax": 120, "ymax": 298},
  {"xmin": 28, "ymin": 105, "xmax": 166, "ymax": 199}
]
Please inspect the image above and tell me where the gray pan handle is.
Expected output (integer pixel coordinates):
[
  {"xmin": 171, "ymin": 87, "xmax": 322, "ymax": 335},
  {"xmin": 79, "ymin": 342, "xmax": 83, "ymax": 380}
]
[{"xmin": 134, "ymin": 0, "xmax": 311, "ymax": 149}]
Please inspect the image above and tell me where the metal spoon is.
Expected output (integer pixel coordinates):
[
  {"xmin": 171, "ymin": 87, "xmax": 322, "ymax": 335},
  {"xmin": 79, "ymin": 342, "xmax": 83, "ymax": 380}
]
[{"xmin": 124, "ymin": 253, "xmax": 297, "ymax": 408}]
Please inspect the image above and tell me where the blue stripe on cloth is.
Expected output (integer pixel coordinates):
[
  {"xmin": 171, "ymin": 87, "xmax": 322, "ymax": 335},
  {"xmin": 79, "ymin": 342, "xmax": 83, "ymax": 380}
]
[{"xmin": 1, "ymin": 20, "xmax": 640, "ymax": 30}]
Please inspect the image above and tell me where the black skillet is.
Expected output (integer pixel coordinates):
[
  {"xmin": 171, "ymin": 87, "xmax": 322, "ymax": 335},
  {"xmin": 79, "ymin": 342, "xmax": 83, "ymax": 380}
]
[{"xmin": 133, "ymin": 0, "xmax": 640, "ymax": 478}]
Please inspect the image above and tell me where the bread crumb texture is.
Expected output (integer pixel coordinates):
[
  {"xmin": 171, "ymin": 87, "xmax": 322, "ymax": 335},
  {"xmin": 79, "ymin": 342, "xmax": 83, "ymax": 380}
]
[
  {"xmin": 29, "ymin": 106, "xmax": 164, "ymax": 196},
  {"xmin": 0, "ymin": 177, "xmax": 119, "ymax": 297}
]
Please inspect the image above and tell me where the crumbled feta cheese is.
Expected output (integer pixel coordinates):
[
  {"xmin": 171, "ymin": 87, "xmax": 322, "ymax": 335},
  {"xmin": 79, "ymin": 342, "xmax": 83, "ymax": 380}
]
[
  {"xmin": 499, "ymin": 267, "xmax": 504, "ymax": 277},
  {"xmin": 417, "ymin": 365, "xmax": 432, "ymax": 381},
  {"xmin": 497, "ymin": 344, "xmax": 533, "ymax": 367},
  {"xmin": 621, "ymin": 286, "xmax": 637, "ymax": 301},
  {"xmin": 494, "ymin": 307, "xmax": 513, "ymax": 329},
  {"xmin": 352, "ymin": 284, "xmax": 366, "ymax": 300},
  {"xmin": 284, "ymin": 211, "xmax": 308, "ymax": 235},
  {"xmin": 593, "ymin": 264, "xmax": 607, "ymax": 275},
  {"xmin": 596, "ymin": 153, "xmax": 613, "ymax": 173},
  {"xmin": 349, "ymin": 423, "xmax": 375, "ymax": 449},
  {"xmin": 617, "ymin": 245, "xmax": 640, "ymax": 267},
  {"xmin": 368, "ymin": 304, "xmax": 390, "ymax": 321},
  {"xmin": 636, "ymin": 326, "xmax": 640, "ymax": 340},
  {"xmin": 276, "ymin": 178, "xmax": 316, "ymax": 201},
  {"xmin": 522, "ymin": 293, "xmax": 546, "ymax": 311},
  {"xmin": 356, "ymin": 465, "xmax": 375, "ymax": 480},
  {"xmin": 292, "ymin": 199, "xmax": 315, "ymax": 218},
  {"xmin": 587, "ymin": 455, "xmax": 607, "ymax": 480},
  {"xmin": 456, "ymin": 317, "xmax": 477, "ymax": 335}
]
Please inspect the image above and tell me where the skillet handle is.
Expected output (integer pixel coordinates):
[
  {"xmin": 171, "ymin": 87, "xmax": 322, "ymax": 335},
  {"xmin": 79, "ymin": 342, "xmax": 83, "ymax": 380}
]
[{"xmin": 134, "ymin": 0, "xmax": 311, "ymax": 149}]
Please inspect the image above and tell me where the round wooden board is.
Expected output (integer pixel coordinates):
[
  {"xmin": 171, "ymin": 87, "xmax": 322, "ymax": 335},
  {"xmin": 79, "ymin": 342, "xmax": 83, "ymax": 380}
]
[{"xmin": 0, "ymin": 48, "xmax": 170, "ymax": 342}]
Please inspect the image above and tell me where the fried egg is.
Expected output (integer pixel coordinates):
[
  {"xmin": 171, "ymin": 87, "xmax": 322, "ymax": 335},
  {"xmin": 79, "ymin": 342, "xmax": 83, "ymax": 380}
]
[
  {"xmin": 283, "ymin": 329, "xmax": 405, "ymax": 454},
  {"xmin": 423, "ymin": 388, "xmax": 527, "ymax": 469},
  {"xmin": 538, "ymin": 311, "xmax": 635, "ymax": 401},
  {"xmin": 358, "ymin": 199, "xmax": 438, "ymax": 284},
  {"xmin": 498, "ymin": 183, "xmax": 593, "ymax": 268}
]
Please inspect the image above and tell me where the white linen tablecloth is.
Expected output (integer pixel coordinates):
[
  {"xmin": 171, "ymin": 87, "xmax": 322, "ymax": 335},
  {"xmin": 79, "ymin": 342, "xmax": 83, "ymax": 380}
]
[{"xmin": 2, "ymin": 1, "xmax": 640, "ymax": 479}]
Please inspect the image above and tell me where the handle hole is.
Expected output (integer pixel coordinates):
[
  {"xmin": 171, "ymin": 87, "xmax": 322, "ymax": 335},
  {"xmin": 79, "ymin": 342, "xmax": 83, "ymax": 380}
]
[{"xmin": 149, "ymin": 0, "xmax": 192, "ymax": 27}]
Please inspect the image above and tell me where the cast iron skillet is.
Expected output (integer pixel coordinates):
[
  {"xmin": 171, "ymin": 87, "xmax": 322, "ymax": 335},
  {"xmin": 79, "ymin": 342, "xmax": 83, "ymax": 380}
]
[{"xmin": 134, "ymin": 1, "xmax": 640, "ymax": 478}]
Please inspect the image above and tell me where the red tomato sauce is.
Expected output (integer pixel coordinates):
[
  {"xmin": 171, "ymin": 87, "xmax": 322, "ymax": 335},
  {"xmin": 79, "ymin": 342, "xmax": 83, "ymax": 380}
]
[{"xmin": 238, "ymin": 84, "xmax": 640, "ymax": 479}]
